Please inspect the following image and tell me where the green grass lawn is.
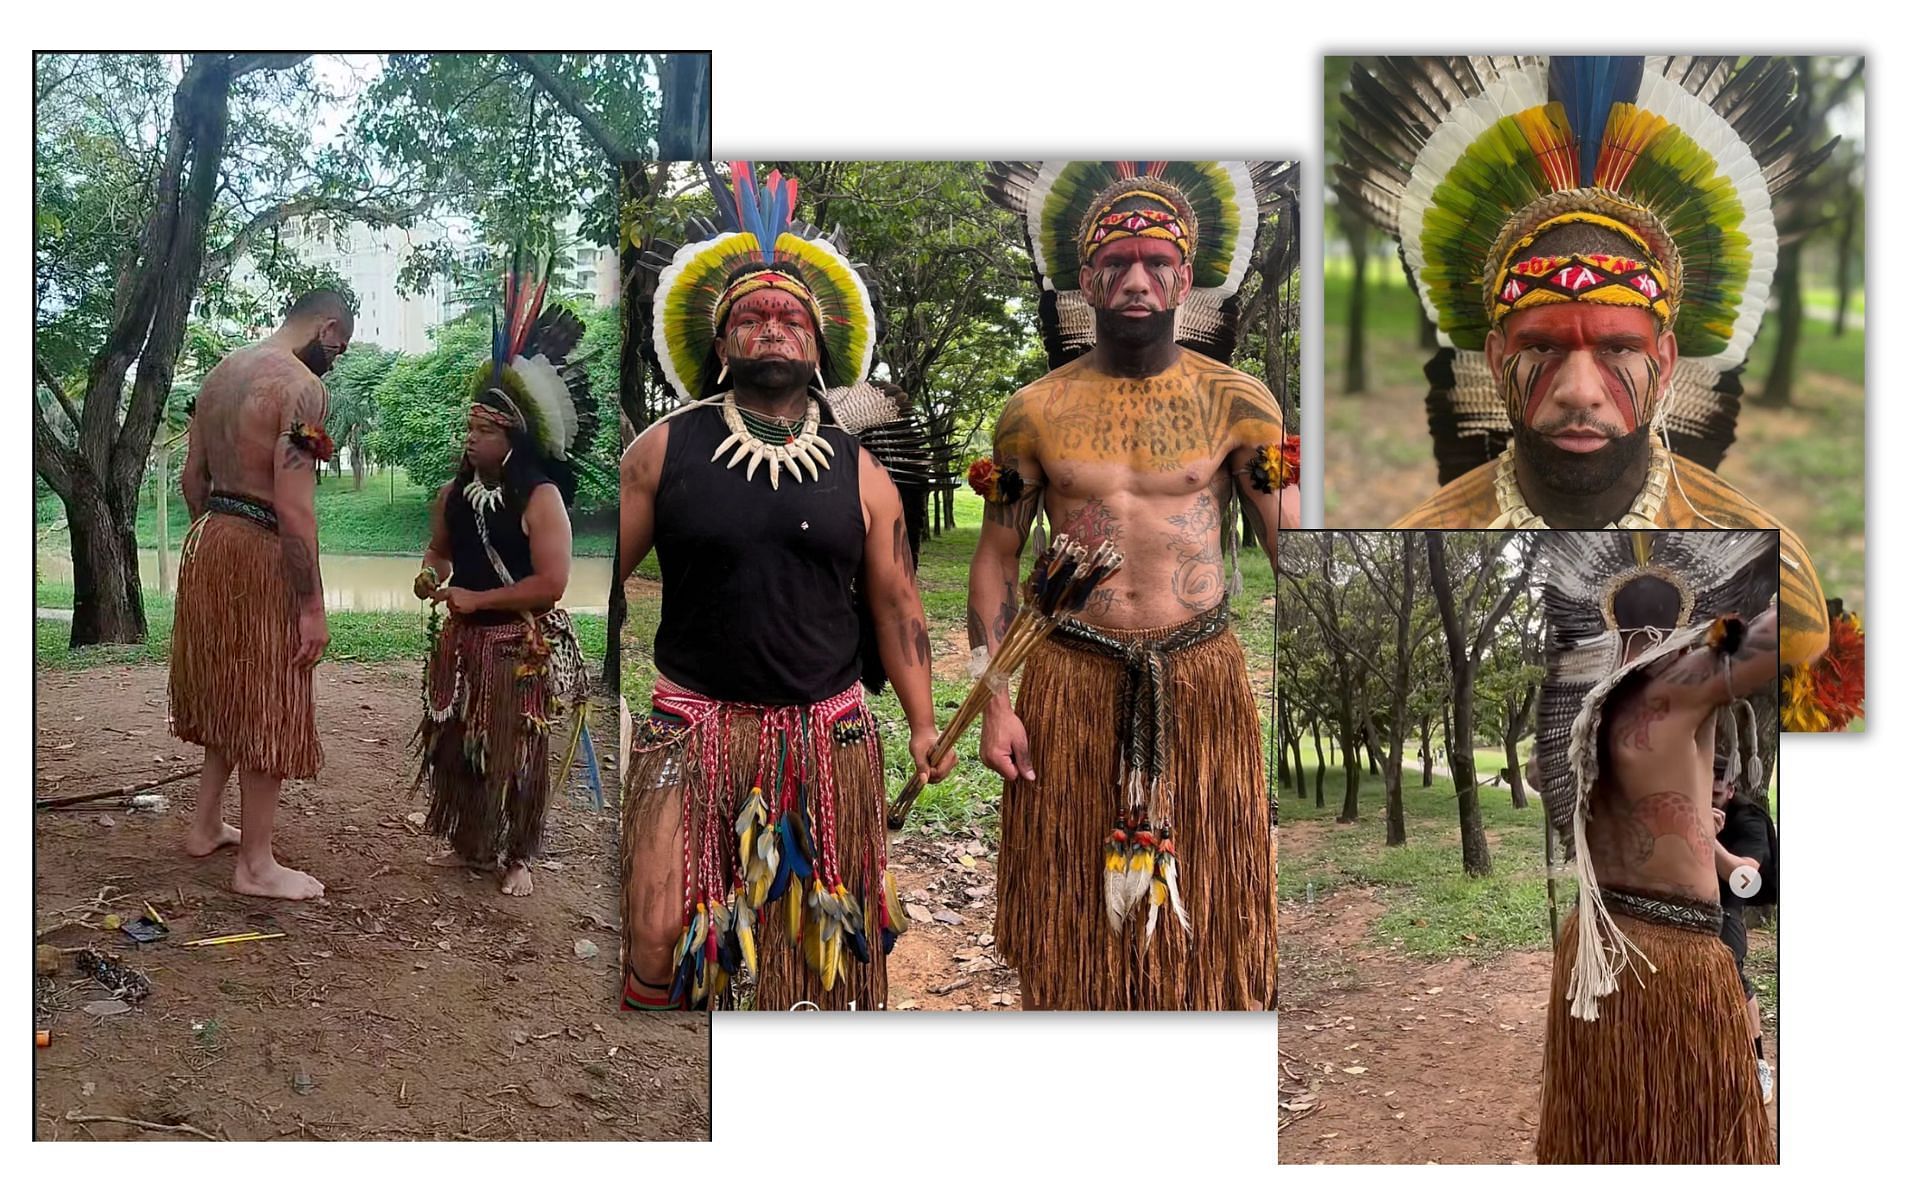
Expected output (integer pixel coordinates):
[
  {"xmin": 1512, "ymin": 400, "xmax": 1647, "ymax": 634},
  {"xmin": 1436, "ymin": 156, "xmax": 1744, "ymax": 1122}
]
[
  {"xmin": 35, "ymin": 583, "xmax": 606, "ymax": 673},
  {"xmin": 35, "ymin": 467, "xmax": 615, "ymax": 559},
  {"xmin": 1273, "ymin": 740, "xmax": 1561, "ymax": 959}
]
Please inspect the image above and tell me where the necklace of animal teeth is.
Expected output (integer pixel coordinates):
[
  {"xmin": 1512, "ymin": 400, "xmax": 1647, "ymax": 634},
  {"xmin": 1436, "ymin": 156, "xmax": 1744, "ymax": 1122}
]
[
  {"xmin": 711, "ymin": 393, "xmax": 834, "ymax": 490},
  {"xmin": 464, "ymin": 476, "xmax": 505, "ymax": 516}
]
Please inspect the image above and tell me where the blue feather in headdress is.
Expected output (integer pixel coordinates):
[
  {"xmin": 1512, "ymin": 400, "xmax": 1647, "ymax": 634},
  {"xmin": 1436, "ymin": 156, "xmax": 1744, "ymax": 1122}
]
[{"xmin": 1549, "ymin": 56, "xmax": 1644, "ymax": 187}]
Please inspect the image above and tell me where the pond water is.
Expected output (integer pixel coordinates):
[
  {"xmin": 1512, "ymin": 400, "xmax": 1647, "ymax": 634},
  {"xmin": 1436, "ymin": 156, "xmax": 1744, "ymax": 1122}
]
[{"xmin": 38, "ymin": 548, "xmax": 613, "ymax": 615}]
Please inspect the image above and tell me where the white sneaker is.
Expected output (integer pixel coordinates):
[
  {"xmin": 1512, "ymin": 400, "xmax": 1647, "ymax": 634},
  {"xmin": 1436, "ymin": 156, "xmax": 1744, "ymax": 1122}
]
[{"xmin": 1756, "ymin": 1058, "xmax": 1775, "ymax": 1104}]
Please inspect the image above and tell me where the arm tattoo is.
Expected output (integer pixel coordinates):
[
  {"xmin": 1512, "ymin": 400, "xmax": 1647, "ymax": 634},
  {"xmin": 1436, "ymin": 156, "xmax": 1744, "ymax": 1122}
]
[
  {"xmin": 282, "ymin": 535, "xmax": 318, "ymax": 598},
  {"xmin": 967, "ymin": 606, "xmax": 989, "ymax": 651},
  {"xmin": 891, "ymin": 514, "xmax": 911, "ymax": 572},
  {"xmin": 897, "ymin": 617, "xmax": 930, "ymax": 668},
  {"xmin": 993, "ymin": 577, "xmax": 1018, "ymax": 641}
]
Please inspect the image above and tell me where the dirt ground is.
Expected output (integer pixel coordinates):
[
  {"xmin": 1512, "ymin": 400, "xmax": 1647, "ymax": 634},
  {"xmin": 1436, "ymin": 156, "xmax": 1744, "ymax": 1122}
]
[
  {"xmin": 884, "ymin": 831, "xmax": 1019, "ymax": 1011},
  {"xmin": 33, "ymin": 661, "xmax": 709, "ymax": 1142},
  {"xmin": 1274, "ymin": 827, "xmax": 1778, "ymax": 1163}
]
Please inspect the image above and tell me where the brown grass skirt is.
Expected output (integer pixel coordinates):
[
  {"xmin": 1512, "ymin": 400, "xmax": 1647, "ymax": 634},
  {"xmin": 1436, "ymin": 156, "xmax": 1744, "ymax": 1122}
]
[
  {"xmin": 997, "ymin": 624, "xmax": 1276, "ymax": 1010},
  {"xmin": 1537, "ymin": 911, "xmax": 1774, "ymax": 1163},
  {"xmin": 622, "ymin": 695, "xmax": 888, "ymax": 1011},
  {"xmin": 167, "ymin": 513, "xmax": 321, "ymax": 779},
  {"xmin": 415, "ymin": 617, "xmax": 555, "ymax": 865}
]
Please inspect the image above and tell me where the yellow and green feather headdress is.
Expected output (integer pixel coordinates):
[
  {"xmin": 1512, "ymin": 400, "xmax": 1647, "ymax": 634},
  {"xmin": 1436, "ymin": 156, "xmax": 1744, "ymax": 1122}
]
[
  {"xmin": 1334, "ymin": 57, "xmax": 1833, "ymax": 477},
  {"xmin": 987, "ymin": 161, "xmax": 1292, "ymax": 366},
  {"xmin": 644, "ymin": 162, "xmax": 876, "ymax": 401}
]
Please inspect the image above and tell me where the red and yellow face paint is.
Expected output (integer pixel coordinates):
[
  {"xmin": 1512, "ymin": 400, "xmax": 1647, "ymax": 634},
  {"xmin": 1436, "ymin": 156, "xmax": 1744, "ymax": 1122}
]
[{"xmin": 718, "ymin": 285, "xmax": 820, "ymax": 366}]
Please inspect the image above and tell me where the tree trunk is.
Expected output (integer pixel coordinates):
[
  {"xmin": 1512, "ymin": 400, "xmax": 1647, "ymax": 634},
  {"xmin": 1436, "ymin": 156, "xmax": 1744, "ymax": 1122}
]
[
  {"xmin": 1505, "ymin": 701, "xmax": 1528, "ymax": 809},
  {"xmin": 1757, "ymin": 239, "xmax": 1804, "ymax": 408},
  {"xmin": 351, "ymin": 437, "xmax": 367, "ymax": 490},
  {"xmin": 1450, "ymin": 672, "xmax": 1493, "ymax": 876},
  {"xmin": 1311, "ymin": 718, "xmax": 1326, "ymax": 808},
  {"xmin": 1274, "ymin": 696, "xmax": 1292, "ymax": 788},
  {"xmin": 1290, "ymin": 727, "xmax": 1307, "ymax": 800},
  {"xmin": 1419, "ymin": 713, "xmax": 1434, "ymax": 787},
  {"xmin": 1362, "ymin": 721, "xmax": 1381, "ymax": 776},
  {"xmin": 1342, "ymin": 216, "xmax": 1368, "ymax": 394},
  {"xmin": 64, "ymin": 485, "xmax": 146, "ymax": 646},
  {"xmin": 657, "ymin": 54, "xmax": 711, "ymax": 160},
  {"xmin": 1384, "ymin": 735, "xmax": 1407, "ymax": 847},
  {"xmin": 1833, "ymin": 194, "xmax": 1858, "ymax": 336}
]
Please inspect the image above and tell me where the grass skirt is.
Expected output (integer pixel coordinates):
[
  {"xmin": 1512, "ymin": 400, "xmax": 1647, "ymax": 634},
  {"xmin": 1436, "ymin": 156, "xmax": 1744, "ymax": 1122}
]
[
  {"xmin": 1537, "ymin": 909, "xmax": 1774, "ymax": 1163},
  {"xmin": 167, "ymin": 513, "xmax": 321, "ymax": 779},
  {"xmin": 996, "ymin": 623, "xmax": 1276, "ymax": 1010},
  {"xmin": 415, "ymin": 613, "xmax": 580, "ymax": 864},
  {"xmin": 622, "ymin": 684, "xmax": 889, "ymax": 1011}
]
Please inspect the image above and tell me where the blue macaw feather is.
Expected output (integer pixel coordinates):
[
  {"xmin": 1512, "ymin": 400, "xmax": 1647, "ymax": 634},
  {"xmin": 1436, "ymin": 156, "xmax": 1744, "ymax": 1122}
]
[
  {"xmin": 1550, "ymin": 56, "xmax": 1643, "ymax": 187},
  {"xmin": 843, "ymin": 923, "xmax": 871, "ymax": 966}
]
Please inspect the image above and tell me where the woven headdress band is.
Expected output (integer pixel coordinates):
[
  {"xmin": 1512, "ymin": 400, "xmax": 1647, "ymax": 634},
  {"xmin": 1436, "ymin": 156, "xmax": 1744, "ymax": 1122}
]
[
  {"xmin": 1488, "ymin": 211, "xmax": 1675, "ymax": 327},
  {"xmin": 1081, "ymin": 186, "xmax": 1196, "ymax": 262},
  {"xmin": 714, "ymin": 269, "xmax": 827, "ymax": 333},
  {"xmin": 471, "ymin": 390, "xmax": 525, "ymax": 432}
]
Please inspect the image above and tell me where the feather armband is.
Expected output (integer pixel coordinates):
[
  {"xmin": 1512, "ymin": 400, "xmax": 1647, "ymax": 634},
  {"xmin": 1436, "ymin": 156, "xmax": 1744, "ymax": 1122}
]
[
  {"xmin": 1247, "ymin": 436, "xmax": 1299, "ymax": 493},
  {"xmin": 967, "ymin": 456, "xmax": 1026, "ymax": 505},
  {"xmin": 287, "ymin": 422, "xmax": 335, "ymax": 464}
]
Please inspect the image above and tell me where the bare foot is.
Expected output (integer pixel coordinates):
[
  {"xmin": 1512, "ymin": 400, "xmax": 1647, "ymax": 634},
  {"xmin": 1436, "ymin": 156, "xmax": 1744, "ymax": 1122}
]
[
  {"xmin": 499, "ymin": 862, "xmax": 534, "ymax": 897},
  {"xmin": 232, "ymin": 857, "xmax": 325, "ymax": 900},
  {"xmin": 184, "ymin": 822, "xmax": 243, "ymax": 857},
  {"xmin": 429, "ymin": 848, "xmax": 488, "ymax": 869}
]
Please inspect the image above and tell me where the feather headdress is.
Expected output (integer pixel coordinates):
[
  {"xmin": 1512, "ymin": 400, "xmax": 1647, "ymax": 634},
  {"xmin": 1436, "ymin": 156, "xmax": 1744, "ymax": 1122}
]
[
  {"xmin": 1333, "ymin": 56, "xmax": 1834, "ymax": 477},
  {"xmin": 469, "ymin": 251, "xmax": 599, "ymax": 487},
  {"xmin": 1535, "ymin": 529, "xmax": 1778, "ymax": 1017},
  {"xmin": 642, "ymin": 162, "xmax": 877, "ymax": 401},
  {"xmin": 987, "ymin": 161, "xmax": 1295, "ymax": 366}
]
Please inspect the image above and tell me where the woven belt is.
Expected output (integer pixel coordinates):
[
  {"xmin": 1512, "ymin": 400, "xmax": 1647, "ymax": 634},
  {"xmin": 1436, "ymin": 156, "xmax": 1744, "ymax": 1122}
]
[
  {"xmin": 1599, "ymin": 887, "xmax": 1722, "ymax": 936},
  {"xmin": 1051, "ymin": 601, "xmax": 1232, "ymax": 790},
  {"xmin": 208, "ymin": 491, "xmax": 278, "ymax": 532}
]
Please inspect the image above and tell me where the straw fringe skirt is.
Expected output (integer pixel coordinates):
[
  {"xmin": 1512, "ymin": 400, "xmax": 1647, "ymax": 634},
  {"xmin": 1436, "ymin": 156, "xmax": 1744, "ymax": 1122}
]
[
  {"xmin": 167, "ymin": 513, "xmax": 321, "ymax": 779},
  {"xmin": 623, "ymin": 697, "xmax": 889, "ymax": 1011},
  {"xmin": 1537, "ymin": 911, "xmax": 1774, "ymax": 1163},
  {"xmin": 415, "ymin": 616, "xmax": 568, "ymax": 865},
  {"xmin": 996, "ymin": 625, "xmax": 1276, "ymax": 1010}
]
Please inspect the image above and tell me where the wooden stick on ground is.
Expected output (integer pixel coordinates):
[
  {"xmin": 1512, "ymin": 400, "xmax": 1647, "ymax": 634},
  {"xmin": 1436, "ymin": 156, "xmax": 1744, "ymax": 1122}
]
[
  {"xmin": 62, "ymin": 1111, "xmax": 221, "ymax": 1140},
  {"xmin": 35, "ymin": 766, "xmax": 199, "ymax": 810}
]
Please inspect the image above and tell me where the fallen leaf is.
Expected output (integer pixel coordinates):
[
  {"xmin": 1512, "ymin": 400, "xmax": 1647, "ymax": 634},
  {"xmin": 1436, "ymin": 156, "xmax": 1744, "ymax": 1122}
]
[
  {"xmin": 905, "ymin": 903, "xmax": 934, "ymax": 924},
  {"xmin": 404, "ymin": 812, "xmax": 427, "ymax": 831},
  {"xmin": 573, "ymin": 939, "xmax": 599, "ymax": 959},
  {"xmin": 1341, "ymin": 1066, "xmax": 1367, "ymax": 1075},
  {"xmin": 932, "ymin": 908, "xmax": 963, "ymax": 926},
  {"xmin": 82, "ymin": 1000, "xmax": 131, "ymax": 1017},
  {"xmin": 1424, "ymin": 987, "xmax": 1444, "ymax": 995},
  {"xmin": 957, "ymin": 854, "xmax": 977, "ymax": 868}
]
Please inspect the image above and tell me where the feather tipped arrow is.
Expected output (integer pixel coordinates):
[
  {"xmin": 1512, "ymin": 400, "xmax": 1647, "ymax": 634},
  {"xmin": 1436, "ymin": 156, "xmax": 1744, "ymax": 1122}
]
[{"xmin": 887, "ymin": 532, "xmax": 1124, "ymax": 829}]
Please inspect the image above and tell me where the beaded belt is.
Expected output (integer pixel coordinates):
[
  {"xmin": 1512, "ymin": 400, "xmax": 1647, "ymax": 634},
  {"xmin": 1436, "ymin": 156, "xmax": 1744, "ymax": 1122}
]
[
  {"xmin": 1051, "ymin": 601, "xmax": 1232, "ymax": 788},
  {"xmin": 208, "ymin": 491, "xmax": 278, "ymax": 532},
  {"xmin": 1599, "ymin": 887, "xmax": 1722, "ymax": 936}
]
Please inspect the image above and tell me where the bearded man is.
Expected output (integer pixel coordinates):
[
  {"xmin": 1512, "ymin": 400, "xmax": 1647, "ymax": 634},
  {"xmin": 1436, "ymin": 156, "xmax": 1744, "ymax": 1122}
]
[
  {"xmin": 1331, "ymin": 56, "xmax": 1833, "ymax": 672},
  {"xmin": 619, "ymin": 164, "xmax": 952, "ymax": 1011},
  {"xmin": 971, "ymin": 162, "xmax": 1300, "ymax": 1010},
  {"xmin": 170, "ymin": 289, "xmax": 351, "ymax": 901}
]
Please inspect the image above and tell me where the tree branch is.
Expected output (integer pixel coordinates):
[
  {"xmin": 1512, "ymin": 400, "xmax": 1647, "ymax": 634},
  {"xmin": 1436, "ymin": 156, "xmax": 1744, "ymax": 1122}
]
[
  {"xmin": 35, "ymin": 355, "xmax": 82, "ymax": 431},
  {"xmin": 507, "ymin": 53, "xmax": 632, "ymax": 165},
  {"xmin": 202, "ymin": 192, "xmax": 436, "ymax": 279}
]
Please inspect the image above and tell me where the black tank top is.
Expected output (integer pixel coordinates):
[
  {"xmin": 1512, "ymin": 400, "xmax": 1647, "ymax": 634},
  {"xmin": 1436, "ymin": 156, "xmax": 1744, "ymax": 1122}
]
[
  {"xmin": 447, "ymin": 476, "xmax": 545, "ymax": 594},
  {"xmin": 653, "ymin": 403, "xmax": 865, "ymax": 705}
]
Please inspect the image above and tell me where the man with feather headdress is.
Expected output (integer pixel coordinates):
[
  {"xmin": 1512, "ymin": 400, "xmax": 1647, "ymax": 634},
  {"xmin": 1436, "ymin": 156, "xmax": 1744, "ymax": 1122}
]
[
  {"xmin": 409, "ymin": 264, "xmax": 596, "ymax": 898},
  {"xmin": 1332, "ymin": 56, "xmax": 1858, "ymax": 725},
  {"xmin": 1531, "ymin": 529, "xmax": 1779, "ymax": 1162},
  {"xmin": 971, "ymin": 162, "xmax": 1300, "ymax": 1010},
  {"xmin": 617, "ymin": 163, "xmax": 951, "ymax": 1011}
]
